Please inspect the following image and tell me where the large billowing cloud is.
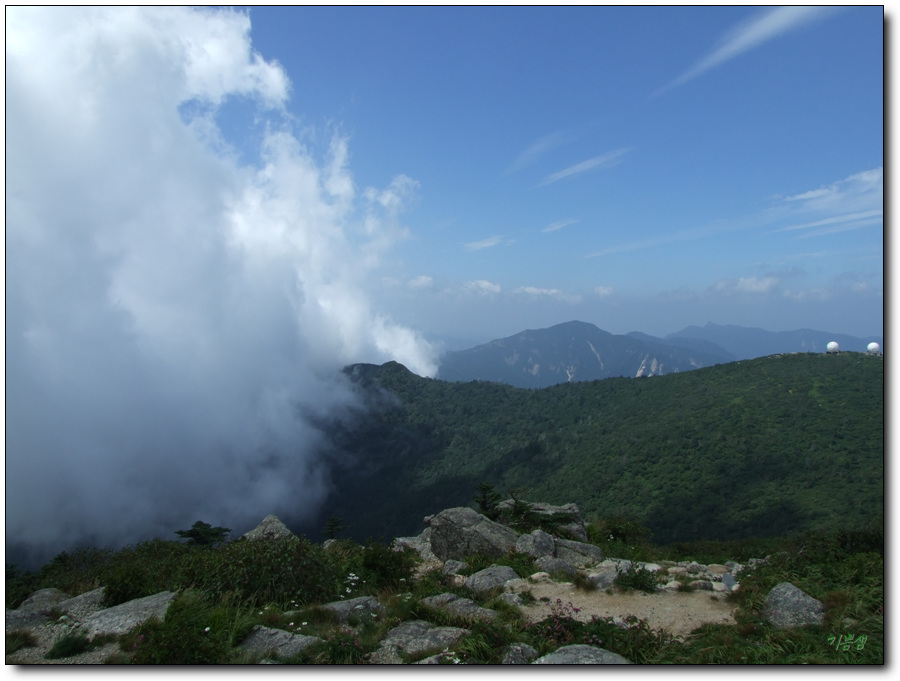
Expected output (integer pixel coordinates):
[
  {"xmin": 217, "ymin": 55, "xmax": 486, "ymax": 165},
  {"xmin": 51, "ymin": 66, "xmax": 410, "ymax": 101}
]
[{"xmin": 6, "ymin": 6, "xmax": 435, "ymax": 566}]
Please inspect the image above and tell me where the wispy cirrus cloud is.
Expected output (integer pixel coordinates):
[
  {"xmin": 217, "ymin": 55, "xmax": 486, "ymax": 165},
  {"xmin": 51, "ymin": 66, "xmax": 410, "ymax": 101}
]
[
  {"xmin": 543, "ymin": 219, "xmax": 578, "ymax": 233},
  {"xmin": 653, "ymin": 6, "xmax": 837, "ymax": 97},
  {"xmin": 504, "ymin": 131, "xmax": 568, "ymax": 175},
  {"xmin": 772, "ymin": 167, "xmax": 883, "ymax": 237},
  {"xmin": 462, "ymin": 235, "xmax": 503, "ymax": 252},
  {"xmin": 586, "ymin": 167, "xmax": 882, "ymax": 259},
  {"xmin": 540, "ymin": 148, "xmax": 631, "ymax": 187}
]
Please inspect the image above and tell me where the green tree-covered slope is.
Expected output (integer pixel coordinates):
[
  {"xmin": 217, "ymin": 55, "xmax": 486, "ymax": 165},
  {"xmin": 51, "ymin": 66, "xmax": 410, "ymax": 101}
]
[{"xmin": 313, "ymin": 353, "xmax": 882, "ymax": 545}]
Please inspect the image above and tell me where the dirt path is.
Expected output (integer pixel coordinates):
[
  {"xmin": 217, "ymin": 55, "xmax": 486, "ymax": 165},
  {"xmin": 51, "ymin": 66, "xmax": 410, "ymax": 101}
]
[{"xmin": 519, "ymin": 581, "xmax": 738, "ymax": 638}]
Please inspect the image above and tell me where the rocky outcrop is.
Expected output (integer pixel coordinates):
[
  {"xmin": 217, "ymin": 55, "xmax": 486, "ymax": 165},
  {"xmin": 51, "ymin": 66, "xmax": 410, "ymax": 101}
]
[
  {"xmin": 81, "ymin": 591, "xmax": 176, "ymax": 638},
  {"xmin": 241, "ymin": 514, "xmax": 296, "ymax": 541},
  {"xmin": 763, "ymin": 582, "xmax": 825, "ymax": 629},
  {"xmin": 320, "ymin": 596, "xmax": 386, "ymax": 624},
  {"xmin": 516, "ymin": 529, "xmax": 556, "ymax": 558},
  {"xmin": 496, "ymin": 500, "xmax": 588, "ymax": 541},
  {"xmin": 554, "ymin": 537, "xmax": 604, "ymax": 567},
  {"xmin": 420, "ymin": 593, "xmax": 497, "ymax": 622},
  {"xmin": 425, "ymin": 507, "xmax": 518, "ymax": 561},
  {"xmin": 238, "ymin": 625, "xmax": 323, "ymax": 659},
  {"xmin": 532, "ymin": 644, "xmax": 632, "ymax": 664},
  {"xmin": 465, "ymin": 565, "xmax": 520, "ymax": 594},
  {"xmin": 368, "ymin": 620, "xmax": 467, "ymax": 664}
]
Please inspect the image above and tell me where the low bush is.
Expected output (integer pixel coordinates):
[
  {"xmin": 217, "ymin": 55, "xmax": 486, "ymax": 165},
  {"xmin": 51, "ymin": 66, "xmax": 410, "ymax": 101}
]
[
  {"xmin": 184, "ymin": 536, "xmax": 338, "ymax": 606},
  {"xmin": 126, "ymin": 590, "xmax": 243, "ymax": 664},
  {"xmin": 44, "ymin": 630, "xmax": 93, "ymax": 659},
  {"xmin": 614, "ymin": 564, "xmax": 659, "ymax": 593}
]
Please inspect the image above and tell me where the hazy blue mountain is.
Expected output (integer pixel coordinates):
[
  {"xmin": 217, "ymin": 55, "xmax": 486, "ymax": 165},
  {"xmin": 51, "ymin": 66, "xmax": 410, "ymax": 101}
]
[
  {"xmin": 625, "ymin": 331, "xmax": 736, "ymax": 364},
  {"xmin": 436, "ymin": 320, "xmax": 730, "ymax": 388},
  {"xmin": 666, "ymin": 323, "xmax": 883, "ymax": 361}
]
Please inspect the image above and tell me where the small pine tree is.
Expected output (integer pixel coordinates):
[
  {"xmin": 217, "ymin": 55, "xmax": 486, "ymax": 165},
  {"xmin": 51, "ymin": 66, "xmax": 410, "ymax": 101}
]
[
  {"xmin": 473, "ymin": 482, "xmax": 502, "ymax": 520},
  {"xmin": 324, "ymin": 516, "xmax": 347, "ymax": 540},
  {"xmin": 175, "ymin": 521, "xmax": 231, "ymax": 547}
]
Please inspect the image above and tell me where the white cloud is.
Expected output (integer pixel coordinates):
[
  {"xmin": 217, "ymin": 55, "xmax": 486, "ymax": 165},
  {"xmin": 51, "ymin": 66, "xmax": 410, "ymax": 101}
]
[
  {"xmin": 655, "ymin": 6, "xmax": 837, "ymax": 96},
  {"xmin": 513, "ymin": 286, "xmax": 582, "ymax": 303},
  {"xmin": 543, "ymin": 219, "xmax": 578, "ymax": 233},
  {"xmin": 540, "ymin": 149, "xmax": 630, "ymax": 187},
  {"xmin": 6, "ymin": 6, "xmax": 436, "ymax": 565},
  {"xmin": 714, "ymin": 276, "xmax": 779, "ymax": 294},
  {"xmin": 594, "ymin": 285, "xmax": 615, "ymax": 298},
  {"xmin": 464, "ymin": 280, "xmax": 502, "ymax": 295},
  {"xmin": 463, "ymin": 235, "xmax": 503, "ymax": 252},
  {"xmin": 736, "ymin": 276, "xmax": 779, "ymax": 293},
  {"xmin": 408, "ymin": 275, "xmax": 434, "ymax": 289}
]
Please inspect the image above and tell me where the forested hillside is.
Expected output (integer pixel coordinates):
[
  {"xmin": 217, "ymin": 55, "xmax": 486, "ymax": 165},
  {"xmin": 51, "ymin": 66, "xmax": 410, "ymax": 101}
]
[{"xmin": 309, "ymin": 353, "xmax": 883, "ymax": 546}]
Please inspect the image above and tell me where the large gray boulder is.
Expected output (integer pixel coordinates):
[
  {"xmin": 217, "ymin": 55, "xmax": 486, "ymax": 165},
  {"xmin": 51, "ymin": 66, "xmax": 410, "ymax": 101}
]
[
  {"xmin": 465, "ymin": 565, "xmax": 520, "ymax": 594},
  {"xmin": 534, "ymin": 556, "xmax": 577, "ymax": 578},
  {"xmin": 516, "ymin": 529, "xmax": 556, "ymax": 558},
  {"xmin": 81, "ymin": 591, "xmax": 177, "ymax": 637},
  {"xmin": 426, "ymin": 507, "xmax": 518, "ymax": 561},
  {"xmin": 533, "ymin": 644, "xmax": 632, "ymax": 664},
  {"xmin": 421, "ymin": 593, "xmax": 497, "ymax": 622},
  {"xmin": 320, "ymin": 596, "xmax": 386, "ymax": 624},
  {"xmin": 16, "ymin": 588, "xmax": 71, "ymax": 613},
  {"xmin": 763, "ymin": 582, "xmax": 825, "ymax": 629},
  {"xmin": 241, "ymin": 514, "xmax": 297, "ymax": 541},
  {"xmin": 368, "ymin": 620, "xmax": 467, "ymax": 664},
  {"xmin": 239, "ymin": 625, "xmax": 323, "ymax": 659},
  {"xmin": 554, "ymin": 537, "xmax": 604, "ymax": 567}
]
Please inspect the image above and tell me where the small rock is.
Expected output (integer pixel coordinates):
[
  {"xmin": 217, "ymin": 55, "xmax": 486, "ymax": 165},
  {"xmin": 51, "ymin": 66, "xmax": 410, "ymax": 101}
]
[
  {"xmin": 442, "ymin": 559, "xmax": 467, "ymax": 576},
  {"xmin": 502, "ymin": 642, "xmax": 538, "ymax": 664}
]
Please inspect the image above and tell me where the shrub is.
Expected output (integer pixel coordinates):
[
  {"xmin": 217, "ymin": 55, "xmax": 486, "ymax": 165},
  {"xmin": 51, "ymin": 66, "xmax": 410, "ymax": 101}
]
[
  {"xmin": 101, "ymin": 539, "xmax": 193, "ymax": 606},
  {"xmin": 5, "ymin": 564, "xmax": 39, "ymax": 609},
  {"xmin": 45, "ymin": 630, "xmax": 93, "ymax": 659},
  {"xmin": 185, "ymin": 536, "xmax": 338, "ymax": 605},
  {"xmin": 127, "ymin": 590, "xmax": 237, "ymax": 664},
  {"xmin": 34, "ymin": 547, "xmax": 114, "ymax": 600},
  {"xmin": 614, "ymin": 564, "xmax": 659, "ymax": 593}
]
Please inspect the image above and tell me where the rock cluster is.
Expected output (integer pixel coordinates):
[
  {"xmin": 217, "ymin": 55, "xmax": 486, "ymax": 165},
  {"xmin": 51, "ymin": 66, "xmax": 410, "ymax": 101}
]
[{"xmin": 7, "ymin": 503, "xmax": 825, "ymax": 665}]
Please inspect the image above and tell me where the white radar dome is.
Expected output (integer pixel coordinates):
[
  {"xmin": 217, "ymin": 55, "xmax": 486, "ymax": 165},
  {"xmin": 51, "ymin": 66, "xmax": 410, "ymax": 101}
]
[
  {"xmin": 867, "ymin": 342, "xmax": 881, "ymax": 354},
  {"xmin": 826, "ymin": 341, "xmax": 840, "ymax": 354}
]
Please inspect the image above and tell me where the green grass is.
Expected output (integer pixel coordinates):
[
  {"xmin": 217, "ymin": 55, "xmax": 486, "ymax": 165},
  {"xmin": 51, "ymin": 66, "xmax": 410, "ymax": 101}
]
[{"xmin": 6, "ymin": 629, "xmax": 38, "ymax": 654}]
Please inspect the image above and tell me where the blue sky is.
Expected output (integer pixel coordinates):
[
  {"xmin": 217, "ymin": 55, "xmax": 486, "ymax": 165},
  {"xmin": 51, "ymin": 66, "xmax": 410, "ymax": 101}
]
[
  {"xmin": 240, "ymin": 5, "xmax": 883, "ymax": 346},
  {"xmin": 4, "ymin": 6, "xmax": 885, "ymax": 559}
]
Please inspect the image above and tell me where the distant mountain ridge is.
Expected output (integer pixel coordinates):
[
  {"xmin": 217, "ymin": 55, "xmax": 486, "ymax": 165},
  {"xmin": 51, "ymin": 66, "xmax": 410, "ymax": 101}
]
[
  {"xmin": 664, "ymin": 323, "xmax": 883, "ymax": 361},
  {"xmin": 436, "ymin": 321, "xmax": 731, "ymax": 388},
  {"xmin": 436, "ymin": 320, "xmax": 882, "ymax": 389}
]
